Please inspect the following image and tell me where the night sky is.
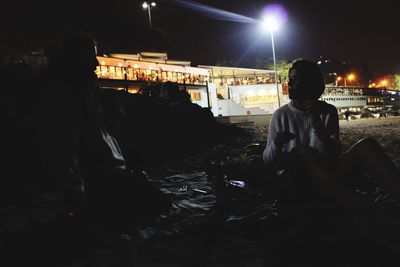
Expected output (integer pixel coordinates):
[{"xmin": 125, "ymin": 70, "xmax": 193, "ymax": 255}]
[{"xmin": 2, "ymin": 0, "xmax": 399, "ymax": 74}]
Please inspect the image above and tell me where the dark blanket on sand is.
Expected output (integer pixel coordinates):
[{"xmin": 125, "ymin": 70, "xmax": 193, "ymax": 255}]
[{"xmin": 126, "ymin": 136, "xmax": 400, "ymax": 267}]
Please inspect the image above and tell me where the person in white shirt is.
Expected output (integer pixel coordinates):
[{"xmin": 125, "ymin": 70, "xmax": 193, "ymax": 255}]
[{"xmin": 263, "ymin": 59, "xmax": 400, "ymax": 211}]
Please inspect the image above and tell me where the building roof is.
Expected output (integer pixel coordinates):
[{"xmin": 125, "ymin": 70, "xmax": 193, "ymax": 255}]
[
  {"xmin": 198, "ymin": 65, "xmax": 277, "ymax": 77},
  {"xmin": 108, "ymin": 52, "xmax": 191, "ymax": 66}
]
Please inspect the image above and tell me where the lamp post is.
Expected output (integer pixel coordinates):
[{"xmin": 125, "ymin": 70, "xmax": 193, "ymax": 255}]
[
  {"xmin": 262, "ymin": 17, "xmax": 281, "ymax": 107},
  {"xmin": 142, "ymin": 2, "xmax": 156, "ymax": 29}
]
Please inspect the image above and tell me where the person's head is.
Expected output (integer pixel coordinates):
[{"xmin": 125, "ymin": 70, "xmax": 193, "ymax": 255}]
[
  {"xmin": 46, "ymin": 32, "xmax": 99, "ymax": 83},
  {"xmin": 163, "ymin": 81, "xmax": 180, "ymax": 99},
  {"xmin": 287, "ymin": 59, "xmax": 325, "ymax": 101}
]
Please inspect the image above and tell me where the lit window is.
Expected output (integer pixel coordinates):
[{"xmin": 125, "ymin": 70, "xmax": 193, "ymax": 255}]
[{"xmin": 190, "ymin": 92, "xmax": 201, "ymax": 101}]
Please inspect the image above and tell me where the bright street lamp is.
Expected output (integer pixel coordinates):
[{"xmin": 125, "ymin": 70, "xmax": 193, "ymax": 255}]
[
  {"xmin": 344, "ymin": 73, "xmax": 355, "ymax": 86},
  {"xmin": 262, "ymin": 16, "xmax": 281, "ymax": 107},
  {"xmin": 142, "ymin": 2, "xmax": 156, "ymax": 29},
  {"xmin": 336, "ymin": 76, "xmax": 342, "ymax": 86}
]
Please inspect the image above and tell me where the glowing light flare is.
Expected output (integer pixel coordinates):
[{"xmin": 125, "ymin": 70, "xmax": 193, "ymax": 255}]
[
  {"xmin": 262, "ymin": 17, "xmax": 279, "ymax": 31},
  {"xmin": 336, "ymin": 76, "xmax": 342, "ymax": 81},
  {"xmin": 142, "ymin": 2, "xmax": 155, "ymax": 9},
  {"xmin": 172, "ymin": 0, "xmax": 256, "ymax": 23},
  {"xmin": 347, "ymin": 74, "xmax": 355, "ymax": 81},
  {"xmin": 261, "ymin": 4, "xmax": 288, "ymax": 32},
  {"xmin": 381, "ymin": 80, "xmax": 388, "ymax": 86}
]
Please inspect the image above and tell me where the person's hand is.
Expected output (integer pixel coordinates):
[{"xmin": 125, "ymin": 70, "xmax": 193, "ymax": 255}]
[
  {"xmin": 303, "ymin": 100, "xmax": 323, "ymax": 129},
  {"xmin": 303, "ymin": 100, "xmax": 318, "ymax": 117},
  {"xmin": 274, "ymin": 131, "xmax": 296, "ymax": 150}
]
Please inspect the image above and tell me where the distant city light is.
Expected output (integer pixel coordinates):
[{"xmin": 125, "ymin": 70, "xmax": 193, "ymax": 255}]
[{"xmin": 347, "ymin": 74, "xmax": 355, "ymax": 81}]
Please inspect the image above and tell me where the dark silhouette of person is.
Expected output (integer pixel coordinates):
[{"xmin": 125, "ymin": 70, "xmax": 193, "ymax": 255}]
[
  {"xmin": 0, "ymin": 33, "xmax": 100, "ymax": 266},
  {"xmin": 344, "ymin": 110, "xmax": 350, "ymax": 122},
  {"xmin": 263, "ymin": 59, "xmax": 400, "ymax": 215},
  {"xmin": 31, "ymin": 32, "xmax": 171, "ymax": 252},
  {"xmin": 34, "ymin": 33, "xmax": 98, "ymax": 197},
  {"xmin": 0, "ymin": 33, "xmax": 173, "ymax": 265}
]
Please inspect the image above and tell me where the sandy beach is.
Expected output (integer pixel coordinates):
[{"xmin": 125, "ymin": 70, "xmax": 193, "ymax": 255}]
[
  {"xmin": 339, "ymin": 117, "xmax": 400, "ymax": 167},
  {"xmin": 154, "ymin": 117, "xmax": 400, "ymax": 176}
]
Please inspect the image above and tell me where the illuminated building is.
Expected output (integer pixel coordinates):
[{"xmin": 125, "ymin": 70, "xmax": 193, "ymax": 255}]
[{"xmin": 198, "ymin": 65, "xmax": 285, "ymax": 116}]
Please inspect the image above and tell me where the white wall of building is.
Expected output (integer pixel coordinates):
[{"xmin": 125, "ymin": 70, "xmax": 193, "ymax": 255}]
[
  {"xmin": 215, "ymin": 99, "xmax": 268, "ymax": 116},
  {"xmin": 191, "ymin": 83, "xmax": 288, "ymax": 117},
  {"xmin": 191, "ymin": 83, "xmax": 374, "ymax": 118},
  {"xmin": 187, "ymin": 83, "xmax": 219, "ymax": 115},
  {"xmin": 228, "ymin": 84, "xmax": 286, "ymax": 114}
]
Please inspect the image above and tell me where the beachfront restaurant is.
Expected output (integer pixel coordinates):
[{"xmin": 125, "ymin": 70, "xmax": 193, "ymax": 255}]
[
  {"xmin": 94, "ymin": 57, "xmax": 284, "ymax": 118},
  {"xmin": 94, "ymin": 54, "xmax": 400, "ymax": 119},
  {"xmin": 94, "ymin": 52, "xmax": 212, "ymax": 109}
]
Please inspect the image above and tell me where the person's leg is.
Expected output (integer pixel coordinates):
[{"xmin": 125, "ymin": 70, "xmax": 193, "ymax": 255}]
[
  {"xmin": 289, "ymin": 146, "xmax": 366, "ymax": 212},
  {"xmin": 338, "ymin": 138, "xmax": 400, "ymax": 198},
  {"xmin": 87, "ymin": 170, "xmax": 171, "ymax": 230}
]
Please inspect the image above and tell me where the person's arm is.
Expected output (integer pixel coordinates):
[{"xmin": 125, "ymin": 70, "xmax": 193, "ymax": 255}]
[
  {"xmin": 307, "ymin": 102, "xmax": 341, "ymax": 159},
  {"xmin": 263, "ymin": 114, "xmax": 280, "ymax": 167},
  {"xmin": 263, "ymin": 112, "xmax": 294, "ymax": 169},
  {"xmin": 37, "ymin": 90, "xmax": 84, "ymax": 193}
]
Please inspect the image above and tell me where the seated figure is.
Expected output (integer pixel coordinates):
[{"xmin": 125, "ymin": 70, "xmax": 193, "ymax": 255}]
[{"xmin": 262, "ymin": 59, "xmax": 400, "ymax": 215}]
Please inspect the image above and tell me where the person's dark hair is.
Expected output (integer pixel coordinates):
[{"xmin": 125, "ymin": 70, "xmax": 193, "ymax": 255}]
[
  {"xmin": 290, "ymin": 59, "xmax": 325, "ymax": 99},
  {"xmin": 59, "ymin": 32, "xmax": 97, "ymax": 57},
  {"xmin": 163, "ymin": 81, "xmax": 180, "ymax": 99},
  {"xmin": 45, "ymin": 32, "xmax": 98, "ymax": 69}
]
